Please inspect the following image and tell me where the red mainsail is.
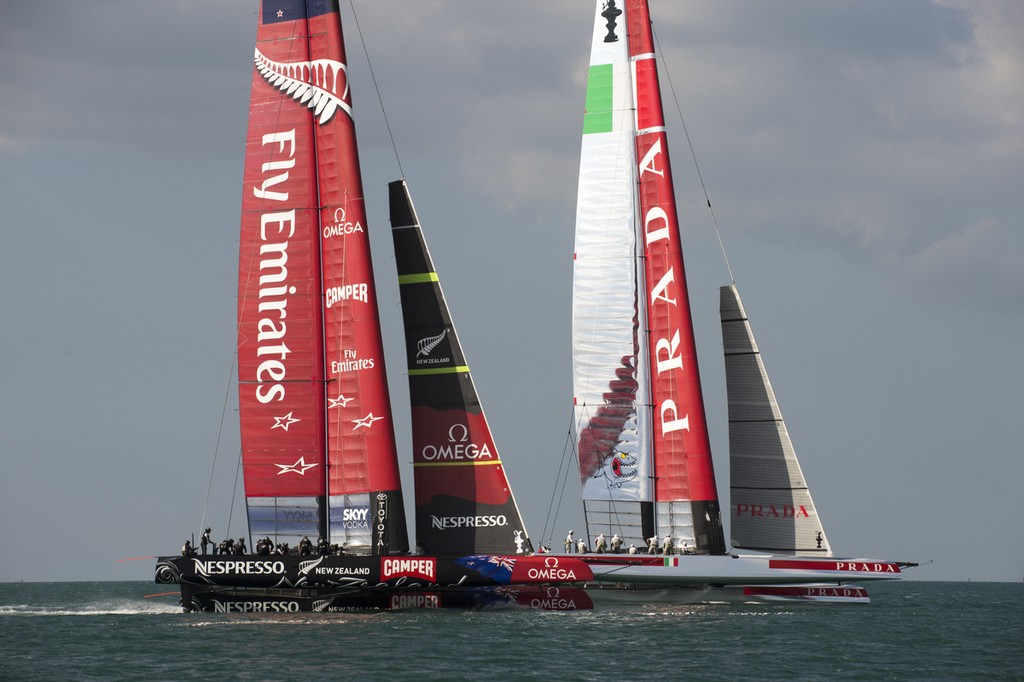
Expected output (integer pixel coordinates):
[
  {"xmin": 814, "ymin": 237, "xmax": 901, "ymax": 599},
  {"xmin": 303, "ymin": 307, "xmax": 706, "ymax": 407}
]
[
  {"xmin": 237, "ymin": 0, "xmax": 406, "ymax": 554},
  {"xmin": 627, "ymin": 1, "xmax": 719, "ymax": 509}
]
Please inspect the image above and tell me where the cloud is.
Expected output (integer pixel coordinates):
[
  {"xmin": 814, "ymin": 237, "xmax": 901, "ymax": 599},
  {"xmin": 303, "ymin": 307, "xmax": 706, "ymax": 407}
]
[{"xmin": 904, "ymin": 217, "xmax": 1024, "ymax": 310}]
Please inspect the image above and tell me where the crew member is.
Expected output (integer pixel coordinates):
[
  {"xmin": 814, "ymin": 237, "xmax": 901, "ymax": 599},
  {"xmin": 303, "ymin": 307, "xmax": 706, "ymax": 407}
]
[{"xmin": 200, "ymin": 528, "xmax": 212, "ymax": 555}]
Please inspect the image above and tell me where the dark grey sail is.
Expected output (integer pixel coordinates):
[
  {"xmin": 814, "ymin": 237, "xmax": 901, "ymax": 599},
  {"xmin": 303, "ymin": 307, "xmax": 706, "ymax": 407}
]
[
  {"xmin": 389, "ymin": 179, "xmax": 532, "ymax": 557},
  {"xmin": 721, "ymin": 284, "xmax": 831, "ymax": 555}
]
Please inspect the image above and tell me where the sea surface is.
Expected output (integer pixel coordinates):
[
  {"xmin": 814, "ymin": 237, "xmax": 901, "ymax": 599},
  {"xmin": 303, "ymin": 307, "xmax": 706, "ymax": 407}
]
[{"xmin": 1, "ymin": 581, "xmax": 1021, "ymax": 681}]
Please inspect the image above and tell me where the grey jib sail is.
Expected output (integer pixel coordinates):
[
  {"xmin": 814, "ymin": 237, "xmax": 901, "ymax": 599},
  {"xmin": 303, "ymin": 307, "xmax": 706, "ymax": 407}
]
[
  {"xmin": 389, "ymin": 179, "xmax": 532, "ymax": 557},
  {"xmin": 720, "ymin": 284, "xmax": 831, "ymax": 555}
]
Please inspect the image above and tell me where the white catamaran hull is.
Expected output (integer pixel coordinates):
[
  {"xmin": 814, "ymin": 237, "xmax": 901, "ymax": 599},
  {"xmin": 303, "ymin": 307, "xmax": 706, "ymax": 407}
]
[
  {"xmin": 577, "ymin": 553, "xmax": 901, "ymax": 584},
  {"xmin": 584, "ymin": 583, "xmax": 872, "ymax": 605}
]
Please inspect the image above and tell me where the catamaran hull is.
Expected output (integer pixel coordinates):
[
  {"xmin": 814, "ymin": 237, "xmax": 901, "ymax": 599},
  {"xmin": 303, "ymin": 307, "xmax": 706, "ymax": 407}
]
[
  {"xmin": 179, "ymin": 583, "xmax": 593, "ymax": 613},
  {"xmin": 156, "ymin": 553, "xmax": 592, "ymax": 591},
  {"xmin": 565, "ymin": 553, "xmax": 902, "ymax": 587},
  {"xmin": 585, "ymin": 583, "xmax": 872, "ymax": 605}
]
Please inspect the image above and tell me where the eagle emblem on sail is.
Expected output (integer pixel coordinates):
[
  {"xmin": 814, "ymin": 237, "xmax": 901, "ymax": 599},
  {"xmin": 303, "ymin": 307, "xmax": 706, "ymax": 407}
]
[{"xmin": 253, "ymin": 48, "xmax": 352, "ymax": 124}]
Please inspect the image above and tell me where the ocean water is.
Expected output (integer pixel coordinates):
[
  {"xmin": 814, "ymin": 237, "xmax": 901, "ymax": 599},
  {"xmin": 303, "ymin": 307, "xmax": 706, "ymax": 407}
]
[{"xmin": 1, "ymin": 581, "xmax": 1021, "ymax": 681}]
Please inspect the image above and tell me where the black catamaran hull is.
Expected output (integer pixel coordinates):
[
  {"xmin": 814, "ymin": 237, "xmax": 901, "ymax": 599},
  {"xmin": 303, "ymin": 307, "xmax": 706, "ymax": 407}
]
[
  {"xmin": 156, "ymin": 553, "xmax": 594, "ymax": 611},
  {"xmin": 179, "ymin": 583, "xmax": 593, "ymax": 612}
]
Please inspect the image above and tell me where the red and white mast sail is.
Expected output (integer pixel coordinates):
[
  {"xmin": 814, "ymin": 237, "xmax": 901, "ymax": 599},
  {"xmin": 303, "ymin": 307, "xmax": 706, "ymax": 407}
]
[
  {"xmin": 573, "ymin": 0, "xmax": 723, "ymax": 553},
  {"xmin": 627, "ymin": 0, "xmax": 723, "ymax": 552}
]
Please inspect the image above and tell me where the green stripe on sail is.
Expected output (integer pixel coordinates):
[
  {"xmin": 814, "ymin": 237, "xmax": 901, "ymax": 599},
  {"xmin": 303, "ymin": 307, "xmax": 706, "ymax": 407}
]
[
  {"xmin": 408, "ymin": 365, "xmax": 470, "ymax": 376},
  {"xmin": 398, "ymin": 272, "xmax": 439, "ymax": 285},
  {"xmin": 583, "ymin": 64, "xmax": 614, "ymax": 134}
]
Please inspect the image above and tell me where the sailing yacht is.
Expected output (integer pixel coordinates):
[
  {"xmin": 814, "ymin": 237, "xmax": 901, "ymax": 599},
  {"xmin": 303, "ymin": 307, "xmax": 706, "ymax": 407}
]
[
  {"xmin": 559, "ymin": 0, "xmax": 905, "ymax": 602},
  {"xmin": 154, "ymin": 0, "xmax": 592, "ymax": 612}
]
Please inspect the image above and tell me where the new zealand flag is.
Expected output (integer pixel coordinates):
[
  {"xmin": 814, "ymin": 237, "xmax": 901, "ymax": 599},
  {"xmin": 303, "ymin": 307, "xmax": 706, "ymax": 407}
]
[{"xmin": 454, "ymin": 555, "xmax": 517, "ymax": 585}]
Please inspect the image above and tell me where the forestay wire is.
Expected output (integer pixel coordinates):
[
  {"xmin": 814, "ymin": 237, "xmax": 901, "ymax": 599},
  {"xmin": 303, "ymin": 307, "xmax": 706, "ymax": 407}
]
[
  {"xmin": 348, "ymin": 0, "xmax": 405, "ymax": 179},
  {"xmin": 651, "ymin": 23, "xmax": 735, "ymax": 285}
]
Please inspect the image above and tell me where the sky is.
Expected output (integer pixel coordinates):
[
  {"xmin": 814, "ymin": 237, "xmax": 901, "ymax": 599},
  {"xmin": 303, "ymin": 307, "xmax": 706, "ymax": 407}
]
[{"xmin": 1, "ymin": 1, "xmax": 1021, "ymax": 584}]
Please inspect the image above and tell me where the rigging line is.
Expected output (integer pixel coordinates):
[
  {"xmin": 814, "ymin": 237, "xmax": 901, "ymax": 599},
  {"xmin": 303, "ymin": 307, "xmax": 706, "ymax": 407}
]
[
  {"xmin": 557, "ymin": 407, "xmax": 587, "ymax": 542},
  {"xmin": 227, "ymin": 444, "xmax": 243, "ymax": 543},
  {"xmin": 541, "ymin": 409, "xmax": 579, "ymax": 548},
  {"xmin": 347, "ymin": 0, "xmax": 404, "ymax": 179},
  {"xmin": 199, "ymin": 353, "xmax": 238, "ymax": 539},
  {"xmin": 221, "ymin": 11, "xmax": 309, "ymax": 541},
  {"xmin": 651, "ymin": 23, "xmax": 735, "ymax": 285}
]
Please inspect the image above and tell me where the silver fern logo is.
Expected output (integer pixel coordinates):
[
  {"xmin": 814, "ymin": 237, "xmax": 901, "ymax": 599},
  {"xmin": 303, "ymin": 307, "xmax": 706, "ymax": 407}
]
[
  {"xmin": 416, "ymin": 330, "xmax": 447, "ymax": 357},
  {"xmin": 254, "ymin": 48, "xmax": 351, "ymax": 124}
]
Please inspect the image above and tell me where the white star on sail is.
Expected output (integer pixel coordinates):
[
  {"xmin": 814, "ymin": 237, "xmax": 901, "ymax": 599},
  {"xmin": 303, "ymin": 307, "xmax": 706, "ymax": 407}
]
[
  {"xmin": 272, "ymin": 411, "xmax": 300, "ymax": 431},
  {"xmin": 274, "ymin": 457, "xmax": 319, "ymax": 476},
  {"xmin": 352, "ymin": 412, "xmax": 383, "ymax": 430},
  {"xmin": 328, "ymin": 394, "xmax": 353, "ymax": 408}
]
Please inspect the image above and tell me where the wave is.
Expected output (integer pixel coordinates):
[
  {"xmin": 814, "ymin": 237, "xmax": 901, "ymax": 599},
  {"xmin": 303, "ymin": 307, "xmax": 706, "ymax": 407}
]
[{"xmin": 0, "ymin": 599, "xmax": 180, "ymax": 616}]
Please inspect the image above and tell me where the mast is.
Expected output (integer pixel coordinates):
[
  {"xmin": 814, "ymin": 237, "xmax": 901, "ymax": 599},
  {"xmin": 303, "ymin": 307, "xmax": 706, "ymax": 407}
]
[
  {"xmin": 572, "ymin": 0, "xmax": 724, "ymax": 553},
  {"xmin": 390, "ymin": 180, "xmax": 533, "ymax": 556},
  {"xmin": 237, "ymin": 0, "xmax": 407, "ymax": 555}
]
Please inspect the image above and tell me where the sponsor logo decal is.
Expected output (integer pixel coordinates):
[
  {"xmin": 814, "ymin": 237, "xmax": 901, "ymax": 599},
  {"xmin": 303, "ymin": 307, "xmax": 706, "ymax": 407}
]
[
  {"xmin": 330, "ymin": 349, "xmax": 376, "ymax": 374},
  {"xmin": 352, "ymin": 412, "xmax": 383, "ymax": 430},
  {"xmin": 414, "ymin": 330, "xmax": 450, "ymax": 366},
  {"xmin": 525, "ymin": 556, "xmax": 578, "ymax": 582},
  {"xmin": 274, "ymin": 456, "xmax": 319, "ymax": 476},
  {"xmin": 323, "ymin": 207, "xmax": 365, "ymax": 238},
  {"xmin": 390, "ymin": 593, "xmax": 440, "ymax": 609},
  {"xmin": 381, "ymin": 557, "xmax": 437, "ymax": 582},
  {"xmin": 600, "ymin": 1, "xmax": 622, "ymax": 44},
  {"xmin": 271, "ymin": 411, "xmax": 301, "ymax": 431},
  {"xmin": 251, "ymin": 131, "xmax": 298, "ymax": 405},
  {"xmin": 193, "ymin": 559, "xmax": 286, "ymax": 577},
  {"xmin": 639, "ymin": 138, "xmax": 693, "ymax": 438},
  {"xmin": 832, "ymin": 562, "xmax": 900, "ymax": 573},
  {"xmin": 420, "ymin": 424, "xmax": 494, "ymax": 462},
  {"xmin": 328, "ymin": 394, "xmax": 353, "ymax": 408},
  {"xmin": 734, "ymin": 503, "xmax": 810, "ymax": 518},
  {"xmin": 312, "ymin": 565, "xmax": 371, "ymax": 577},
  {"xmin": 770, "ymin": 559, "xmax": 901, "ymax": 574},
  {"xmin": 530, "ymin": 586, "xmax": 577, "ymax": 610},
  {"xmin": 324, "ymin": 282, "xmax": 368, "ymax": 308},
  {"xmin": 375, "ymin": 492, "xmax": 388, "ymax": 552},
  {"xmin": 592, "ymin": 451, "xmax": 638, "ymax": 488},
  {"xmin": 342, "ymin": 507, "xmax": 370, "ymax": 531},
  {"xmin": 430, "ymin": 515, "xmax": 508, "ymax": 530},
  {"xmin": 280, "ymin": 509, "xmax": 316, "ymax": 523},
  {"xmin": 253, "ymin": 48, "xmax": 351, "ymax": 125},
  {"xmin": 212, "ymin": 600, "xmax": 300, "ymax": 613}
]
